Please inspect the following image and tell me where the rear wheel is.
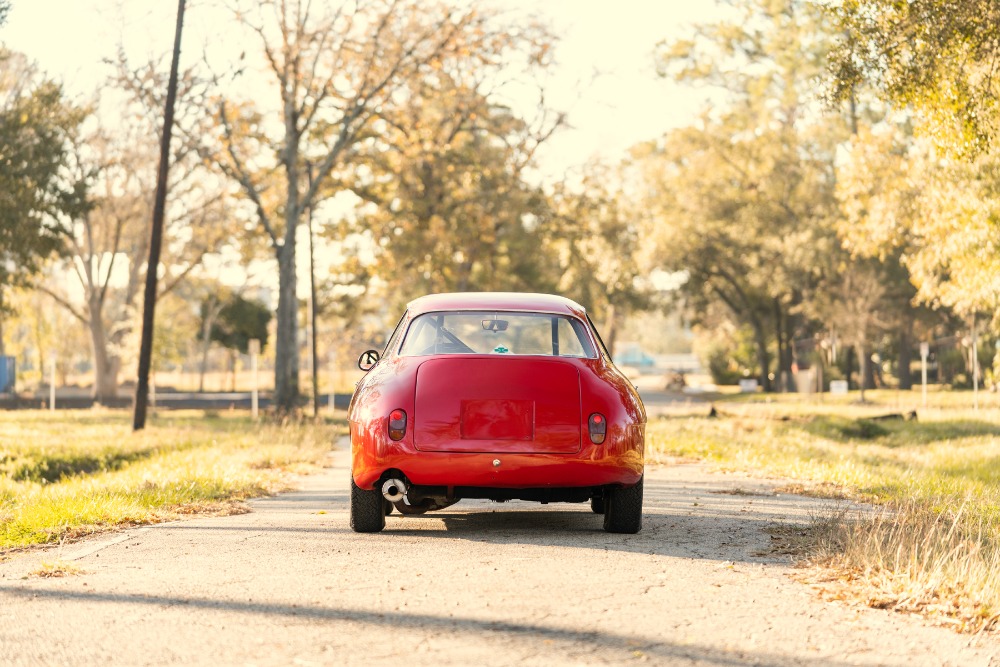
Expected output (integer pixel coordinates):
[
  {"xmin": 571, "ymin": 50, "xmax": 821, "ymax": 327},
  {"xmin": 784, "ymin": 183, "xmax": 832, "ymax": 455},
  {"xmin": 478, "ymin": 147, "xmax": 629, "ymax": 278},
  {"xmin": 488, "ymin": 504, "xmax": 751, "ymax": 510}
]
[
  {"xmin": 350, "ymin": 477, "xmax": 386, "ymax": 533},
  {"xmin": 590, "ymin": 494, "xmax": 605, "ymax": 514},
  {"xmin": 384, "ymin": 499, "xmax": 394, "ymax": 515},
  {"xmin": 603, "ymin": 475, "xmax": 643, "ymax": 534}
]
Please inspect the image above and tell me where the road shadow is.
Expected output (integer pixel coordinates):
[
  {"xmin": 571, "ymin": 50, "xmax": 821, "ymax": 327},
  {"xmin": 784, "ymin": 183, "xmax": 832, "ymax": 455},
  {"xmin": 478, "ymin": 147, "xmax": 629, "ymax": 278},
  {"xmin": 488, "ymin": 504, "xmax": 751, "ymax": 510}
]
[
  {"xmin": 376, "ymin": 475, "xmax": 841, "ymax": 564},
  {"xmin": 144, "ymin": 469, "xmax": 843, "ymax": 565},
  {"xmin": 0, "ymin": 585, "xmax": 856, "ymax": 667}
]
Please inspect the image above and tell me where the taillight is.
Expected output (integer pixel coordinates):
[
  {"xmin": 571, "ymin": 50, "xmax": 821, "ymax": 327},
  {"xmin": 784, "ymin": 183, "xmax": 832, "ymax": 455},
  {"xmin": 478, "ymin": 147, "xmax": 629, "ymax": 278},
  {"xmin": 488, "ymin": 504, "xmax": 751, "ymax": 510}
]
[
  {"xmin": 388, "ymin": 409, "xmax": 407, "ymax": 441},
  {"xmin": 588, "ymin": 413, "xmax": 606, "ymax": 444}
]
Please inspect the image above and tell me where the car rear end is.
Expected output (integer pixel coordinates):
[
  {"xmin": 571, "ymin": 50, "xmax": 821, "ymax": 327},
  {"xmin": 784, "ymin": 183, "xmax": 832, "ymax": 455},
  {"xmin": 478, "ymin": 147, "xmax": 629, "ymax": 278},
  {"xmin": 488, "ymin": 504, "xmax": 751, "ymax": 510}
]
[{"xmin": 349, "ymin": 300, "xmax": 645, "ymax": 533}]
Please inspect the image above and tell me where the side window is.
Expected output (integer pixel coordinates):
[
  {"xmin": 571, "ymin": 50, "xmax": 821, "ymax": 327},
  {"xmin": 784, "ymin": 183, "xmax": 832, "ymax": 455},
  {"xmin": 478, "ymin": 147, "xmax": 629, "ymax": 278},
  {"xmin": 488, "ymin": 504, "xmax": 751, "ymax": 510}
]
[
  {"xmin": 586, "ymin": 315, "xmax": 613, "ymax": 362},
  {"xmin": 400, "ymin": 316, "xmax": 437, "ymax": 354},
  {"xmin": 558, "ymin": 318, "xmax": 593, "ymax": 357},
  {"xmin": 382, "ymin": 313, "xmax": 408, "ymax": 356}
]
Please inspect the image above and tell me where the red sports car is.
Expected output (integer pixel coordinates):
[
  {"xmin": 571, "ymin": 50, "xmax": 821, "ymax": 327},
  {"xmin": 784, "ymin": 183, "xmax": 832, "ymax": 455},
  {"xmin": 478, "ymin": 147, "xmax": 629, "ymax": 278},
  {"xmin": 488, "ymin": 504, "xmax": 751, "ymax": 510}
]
[{"xmin": 348, "ymin": 292, "xmax": 646, "ymax": 533}]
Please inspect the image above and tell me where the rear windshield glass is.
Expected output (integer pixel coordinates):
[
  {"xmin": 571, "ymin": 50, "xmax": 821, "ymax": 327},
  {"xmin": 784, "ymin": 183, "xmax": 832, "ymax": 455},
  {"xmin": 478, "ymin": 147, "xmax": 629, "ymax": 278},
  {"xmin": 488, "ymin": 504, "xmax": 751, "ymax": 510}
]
[{"xmin": 399, "ymin": 311, "xmax": 597, "ymax": 358}]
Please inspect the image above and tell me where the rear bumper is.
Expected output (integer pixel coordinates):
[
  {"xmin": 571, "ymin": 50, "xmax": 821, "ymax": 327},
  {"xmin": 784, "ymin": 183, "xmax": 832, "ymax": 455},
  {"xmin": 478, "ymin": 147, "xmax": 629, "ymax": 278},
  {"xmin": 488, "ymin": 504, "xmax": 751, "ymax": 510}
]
[{"xmin": 351, "ymin": 421, "xmax": 644, "ymax": 490}]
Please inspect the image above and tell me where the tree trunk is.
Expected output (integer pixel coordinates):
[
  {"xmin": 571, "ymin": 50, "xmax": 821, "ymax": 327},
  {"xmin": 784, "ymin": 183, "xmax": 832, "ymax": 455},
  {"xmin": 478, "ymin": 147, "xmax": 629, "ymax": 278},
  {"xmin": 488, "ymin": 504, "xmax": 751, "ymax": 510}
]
[
  {"xmin": 774, "ymin": 298, "xmax": 794, "ymax": 392},
  {"xmin": 937, "ymin": 343, "xmax": 943, "ymax": 384},
  {"xmin": 897, "ymin": 319, "xmax": 913, "ymax": 390},
  {"xmin": 844, "ymin": 345, "xmax": 854, "ymax": 389},
  {"xmin": 274, "ymin": 243, "xmax": 299, "ymax": 412},
  {"xmin": 198, "ymin": 342, "xmax": 209, "ymax": 393},
  {"xmin": 88, "ymin": 310, "xmax": 120, "ymax": 403},
  {"xmin": 229, "ymin": 349, "xmax": 237, "ymax": 392},
  {"xmin": 133, "ymin": 0, "xmax": 185, "ymax": 431},
  {"xmin": 863, "ymin": 349, "xmax": 877, "ymax": 389},
  {"xmin": 857, "ymin": 343, "xmax": 868, "ymax": 402},
  {"xmin": 272, "ymin": 85, "xmax": 303, "ymax": 413},
  {"xmin": 0, "ymin": 286, "xmax": 5, "ymax": 359},
  {"xmin": 32, "ymin": 315, "xmax": 46, "ymax": 395},
  {"xmin": 198, "ymin": 300, "xmax": 218, "ymax": 393},
  {"xmin": 752, "ymin": 321, "xmax": 772, "ymax": 392}
]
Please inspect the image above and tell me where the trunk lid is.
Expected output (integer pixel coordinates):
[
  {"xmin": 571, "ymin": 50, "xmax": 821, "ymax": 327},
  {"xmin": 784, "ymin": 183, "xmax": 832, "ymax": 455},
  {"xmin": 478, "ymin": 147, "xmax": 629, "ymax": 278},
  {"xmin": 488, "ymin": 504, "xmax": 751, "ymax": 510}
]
[{"xmin": 414, "ymin": 357, "xmax": 582, "ymax": 454}]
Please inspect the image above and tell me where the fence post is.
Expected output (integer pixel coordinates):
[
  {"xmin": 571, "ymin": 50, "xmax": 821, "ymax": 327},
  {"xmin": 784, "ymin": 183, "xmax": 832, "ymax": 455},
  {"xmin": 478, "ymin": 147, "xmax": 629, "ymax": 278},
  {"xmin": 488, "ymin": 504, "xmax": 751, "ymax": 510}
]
[
  {"xmin": 328, "ymin": 349, "xmax": 336, "ymax": 415},
  {"xmin": 49, "ymin": 354, "xmax": 56, "ymax": 412},
  {"xmin": 972, "ymin": 316, "xmax": 980, "ymax": 411},
  {"xmin": 249, "ymin": 339, "xmax": 260, "ymax": 419},
  {"xmin": 920, "ymin": 342, "xmax": 929, "ymax": 409}
]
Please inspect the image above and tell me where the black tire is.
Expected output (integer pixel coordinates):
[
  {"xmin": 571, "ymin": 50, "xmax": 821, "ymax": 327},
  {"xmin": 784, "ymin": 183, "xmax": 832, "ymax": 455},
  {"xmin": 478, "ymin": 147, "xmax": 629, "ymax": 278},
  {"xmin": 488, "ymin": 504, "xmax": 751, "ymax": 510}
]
[
  {"xmin": 384, "ymin": 499, "xmax": 394, "ymax": 515},
  {"xmin": 590, "ymin": 494, "xmax": 605, "ymax": 514},
  {"xmin": 603, "ymin": 475, "xmax": 643, "ymax": 534},
  {"xmin": 350, "ymin": 477, "xmax": 386, "ymax": 533}
]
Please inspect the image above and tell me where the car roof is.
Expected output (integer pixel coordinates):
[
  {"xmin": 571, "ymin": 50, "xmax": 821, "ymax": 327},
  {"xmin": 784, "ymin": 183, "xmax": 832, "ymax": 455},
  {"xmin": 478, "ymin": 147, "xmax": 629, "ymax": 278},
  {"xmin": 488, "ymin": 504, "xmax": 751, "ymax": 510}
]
[{"xmin": 407, "ymin": 292, "xmax": 588, "ymax": 318}]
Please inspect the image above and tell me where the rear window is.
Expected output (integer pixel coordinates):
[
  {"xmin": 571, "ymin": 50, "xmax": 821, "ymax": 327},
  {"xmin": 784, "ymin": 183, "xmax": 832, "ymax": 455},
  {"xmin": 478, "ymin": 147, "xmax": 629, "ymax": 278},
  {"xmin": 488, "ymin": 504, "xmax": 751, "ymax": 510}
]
[{"xmin": 399, "ymin": 311, "xmax": 597, "ymax": 358}]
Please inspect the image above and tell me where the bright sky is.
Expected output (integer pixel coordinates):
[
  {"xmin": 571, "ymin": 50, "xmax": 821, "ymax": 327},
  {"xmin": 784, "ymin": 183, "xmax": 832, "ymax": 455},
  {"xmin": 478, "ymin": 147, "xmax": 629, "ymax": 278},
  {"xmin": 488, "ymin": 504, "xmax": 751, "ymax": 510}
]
[{"xmin": 1, "ymin": 0, "xmax": 727, "ymax": 176}]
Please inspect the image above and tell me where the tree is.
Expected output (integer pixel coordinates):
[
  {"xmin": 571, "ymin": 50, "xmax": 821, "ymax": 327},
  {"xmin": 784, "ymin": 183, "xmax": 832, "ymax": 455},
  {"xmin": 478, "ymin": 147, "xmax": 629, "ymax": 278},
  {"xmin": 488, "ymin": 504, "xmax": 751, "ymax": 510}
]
[
  {"xmin": 546, "ymin": 165, "xmax": 649, "ymax": 355},
  {"xmin": 903, "ymin": 157, "xmax": 1000, "ymax": 322},
  {"xmin": 836, "ymin": 120, "xmax": 997, "ymax": 328},
  {"xmin": 205, "ymin": 293, "xmax": 270, "ymax": 391},
  {"xmin": 828, "ymin": 1, "xmax": 1000, "ymax": 363},
  {"xmin": 0, "ymin": 48, "xmax": 88, "ymax": 354},
  {"xmin": 634, "ymin": 109, "xmax": 841, "ymax": 391},
  {"xmin": 643, "ymin": 0, "xmax": 845, "ymax": 391},
  {"xmin": 833, "ymin": 124, "xmax": 956, "ymax": 387},
  {"xmin": 829, "ymin": 0, "xmax": 1000, "ymax": 153},
  {"xmin": 3, "ymin": 286, "xmax": 91, "ymax": 390},
  {"xmin": 191, "ymin": 0, "xmax": 555, "ymax": 412},
  {"xmin": 38, "ymin": 113, "xmax": 228, "ymax": 402},
  {"xmin": 808, "ymin": 249, "xmax": 900, "ymax": 399},
  {"xmin": 345, "ymin": 71, "xmax": 561, "ymax": 306},
  {"xmin": 195, "ymin": 287, "xmax": 228, "ymax": 393}
]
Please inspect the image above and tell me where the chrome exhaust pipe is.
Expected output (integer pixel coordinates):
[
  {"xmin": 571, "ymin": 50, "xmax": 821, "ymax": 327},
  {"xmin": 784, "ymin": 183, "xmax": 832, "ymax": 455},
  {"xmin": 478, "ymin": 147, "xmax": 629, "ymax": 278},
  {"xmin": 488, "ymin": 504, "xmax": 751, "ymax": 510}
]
[{"xmin": 381, "ymin": 478, "xmax": 408, "ymax": 503}]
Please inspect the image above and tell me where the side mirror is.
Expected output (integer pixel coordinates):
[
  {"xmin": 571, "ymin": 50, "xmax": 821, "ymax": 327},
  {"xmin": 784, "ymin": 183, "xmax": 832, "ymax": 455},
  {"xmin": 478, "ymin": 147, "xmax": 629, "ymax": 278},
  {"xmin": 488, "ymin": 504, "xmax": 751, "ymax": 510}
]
[{"xmin": 358, "ymin": 349, "xmax": 380, "ymax": 372}]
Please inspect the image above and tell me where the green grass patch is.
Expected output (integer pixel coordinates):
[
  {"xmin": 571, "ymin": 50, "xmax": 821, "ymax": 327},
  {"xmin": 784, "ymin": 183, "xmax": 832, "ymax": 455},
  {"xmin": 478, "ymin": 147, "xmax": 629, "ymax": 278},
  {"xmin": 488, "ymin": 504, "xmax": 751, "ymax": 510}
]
[
  {"xmin": 647, "ymin": 407, "xmax": 1000, "ymax": 632},
  {"xmin": 647, "ymin": 412, "xmax": 1000, "ymax": 505},
  {"xmin": 713, "ymin": 386, "xmax": 1000, "ymax": 412},
  {"xmin": 0, "ymin": 410, "xmax": 346, "ymax": 550}
]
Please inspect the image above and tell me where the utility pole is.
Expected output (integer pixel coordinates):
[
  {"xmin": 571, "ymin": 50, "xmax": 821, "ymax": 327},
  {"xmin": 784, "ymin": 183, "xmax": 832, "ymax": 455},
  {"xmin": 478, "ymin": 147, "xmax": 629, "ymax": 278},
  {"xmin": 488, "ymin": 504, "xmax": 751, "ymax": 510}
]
[
  {"xmin": 307, "ymin": 164, "xmax": 319, "ymax": 419},
  {"xmin": 133, "ymin": 0, "xmax": 186, "ymax": 431},
  {"xmin": 972, "ymin": 315, "xmax": 980, "ymax": 411}
]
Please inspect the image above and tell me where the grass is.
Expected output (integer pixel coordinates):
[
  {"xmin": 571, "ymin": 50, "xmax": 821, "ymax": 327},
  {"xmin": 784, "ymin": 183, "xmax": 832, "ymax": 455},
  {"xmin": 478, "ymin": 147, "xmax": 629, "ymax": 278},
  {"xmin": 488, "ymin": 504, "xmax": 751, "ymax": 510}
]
[
  {"xmin": 0, "ymin": 410, "xmax": 346, "ymax": 551},
  {"xmin": 647, "ymin": 398, "xmax": 1000, "ymax": 633},
  {"xmin": 706, "ymin": 385, "xmax": 1000, "ymax": 412},
  {"xmin": 28, "ymin": 560, "xmax": 85, "ymax": 578}
]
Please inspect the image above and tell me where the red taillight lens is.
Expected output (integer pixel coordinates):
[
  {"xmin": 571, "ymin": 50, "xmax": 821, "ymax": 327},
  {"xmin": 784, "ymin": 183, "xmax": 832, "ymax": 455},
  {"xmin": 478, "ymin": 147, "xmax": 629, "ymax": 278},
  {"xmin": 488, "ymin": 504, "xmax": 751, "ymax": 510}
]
[
  {"xmin": 588, "ymin": 413, "xmax": 606, "ymax": 444},
  {"xmin": 388, "ymin": 409, "xmax": 407, "ymax": 441}
]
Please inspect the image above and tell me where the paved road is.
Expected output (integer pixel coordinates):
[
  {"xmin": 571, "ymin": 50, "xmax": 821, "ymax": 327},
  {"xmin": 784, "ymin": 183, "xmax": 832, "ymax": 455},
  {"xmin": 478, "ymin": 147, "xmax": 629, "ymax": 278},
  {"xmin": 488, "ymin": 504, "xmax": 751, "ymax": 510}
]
[{"xmin": 1, "ymin": 448, "xmax": 996, "ymax": 666}]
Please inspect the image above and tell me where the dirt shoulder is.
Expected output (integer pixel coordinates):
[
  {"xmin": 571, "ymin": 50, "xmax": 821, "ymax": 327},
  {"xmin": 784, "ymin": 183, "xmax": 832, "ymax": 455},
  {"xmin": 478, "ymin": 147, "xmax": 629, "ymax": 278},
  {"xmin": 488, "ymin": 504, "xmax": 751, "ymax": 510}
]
[{"xmin": 1, "ymin": 449, "xmax": 997, "ymax": 666}]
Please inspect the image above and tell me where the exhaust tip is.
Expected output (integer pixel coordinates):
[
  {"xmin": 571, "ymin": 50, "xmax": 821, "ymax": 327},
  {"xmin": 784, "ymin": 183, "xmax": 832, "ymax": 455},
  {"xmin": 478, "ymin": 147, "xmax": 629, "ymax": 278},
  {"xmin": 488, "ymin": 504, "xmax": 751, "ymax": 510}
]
[{"xmin": 381, "ymin": 478, "xmax": 408, "ymax": 503}]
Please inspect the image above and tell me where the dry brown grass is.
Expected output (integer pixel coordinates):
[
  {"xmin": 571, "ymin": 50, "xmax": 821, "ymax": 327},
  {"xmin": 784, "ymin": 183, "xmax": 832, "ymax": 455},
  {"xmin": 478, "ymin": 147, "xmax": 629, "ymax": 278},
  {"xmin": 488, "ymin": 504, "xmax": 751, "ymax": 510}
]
[
  {"xmin": 648, "ymin": 406, "xmax": 1000, "ymax": 634},
  {"xmin": 28, "ymin": 560, "xmax": 85, "ymax": 578},
  {"xmin": 798, "ymin": 501, "xmax": 1000, "ymax": 634}
]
